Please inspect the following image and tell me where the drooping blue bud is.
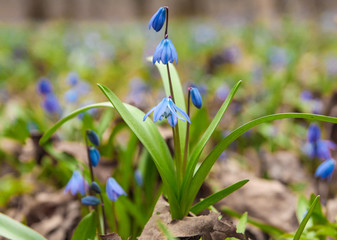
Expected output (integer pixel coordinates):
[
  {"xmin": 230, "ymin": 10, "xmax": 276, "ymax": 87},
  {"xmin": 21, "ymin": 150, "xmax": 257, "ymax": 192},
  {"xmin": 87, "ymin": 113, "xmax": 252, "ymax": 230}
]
[
  {"xmin": 148, "ymin": 7, "xmax": 166, "ymax": 32},
  {"xmin": 307, "ymin": 123, "xmax": 321, "ymax": 143},
  {"xmin": 81, "ymin": 196, "xmax": 100, "ymax": 206},
  {"xmin": 64, "ymin": 170, "xmax": 88, "ymax": 196},
  {"xmin": 90, "ymin": 181, "xmax": 102, "ymax": 194},
  {"xmin": 315, "ymin": 159, "xmax": 336, "ymax": 180},
  {"xmin": 190, "ymin": 87, "xmax": 202, "ymax": 109},
  {"xmin": 152, "ymin": 38, "xmax": 178, "ymax": 65},
  {"xmin": 37, "ymin": 78, "xmax": 53, "ymax": 95},
  {"xmin": 106, "ymin": 177, "xmax": 127, "ymax": 201},
  {"xmin": 89, "ymin": 147, "xmax": 100, "ymax": 167},
  {"xmin": 86, "ymin": 129, "xmax": 100, "ymax": 146},
  {"xmin": 135, "ymin": 170, "xmax": 143, "ymax": 187}
]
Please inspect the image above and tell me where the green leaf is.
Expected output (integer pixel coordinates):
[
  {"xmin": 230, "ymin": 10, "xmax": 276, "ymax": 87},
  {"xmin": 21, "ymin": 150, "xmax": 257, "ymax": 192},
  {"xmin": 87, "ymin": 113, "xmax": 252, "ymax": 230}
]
[
  {"xmin": 182, "ymin": 81, "xmax": 241, "ymax": 202},
  {"xmin": 0, "ymin": 213, "xmax": 47, "ymax": 240},
  {"xmin": 97, "ymin": 83, "xmax": 182, "ymax": 218},
  {"xmin": 185, "ymin": 113, "xmax": 337, "ymax": 216},
  {"xmin": 237, "ymin": 212, "xmax": 248, "ymax": 234},
  {"xmin": 72, "ymin": 210, "xmax": 97, "ymax": 240},
  {"xmin": 155, "ymin": 62, "xmax": 186, "ymax": 160},
  {"xmin": 40, "ymin": 102, "xmax": 112, "ymax": 145},
  {"xmin": 294, "ymin": 195, "xmax": 320, "ymax": 240},
  {"xmin": 190, "ymin": 179, "xmax": 248, "ymax": 215},
  {"xmin": 296, "ymin": 195, "xmax": 310, "ymax": 225}
]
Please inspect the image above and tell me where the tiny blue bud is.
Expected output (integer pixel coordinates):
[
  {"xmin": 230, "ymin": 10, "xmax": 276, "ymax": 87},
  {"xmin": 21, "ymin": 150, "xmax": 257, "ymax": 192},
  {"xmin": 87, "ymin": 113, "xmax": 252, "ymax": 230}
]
[
  {"xmin": 90, "ymin": 181, "xmax": 101, "ymax": 194},
  {"xmin": 37, "ymin": 77, "xmax": 53, "ymax": 95},
  {"xmin": 307, "ymin": 123, "xmax": 321, "ymax": 143},
  {"xmin": 89, "ymin": 147, "xmax": 100, "ymax": 167},
  {"xmin": 148, "ymin": 7, "xmax": 166, "ymax": 32},
  {"xmin": 135, "ymin": 170, "xmax": 143, "ymax": 187},
  {"xmin": 189, "ymin": 87, "xmax": 202, "ymax": 109},
  {"xmin": 86, "ymin": 129, "xmax": 100, "ymax": 146},
  {"xmin": 315, "ymin": 159, "xmax": 336, "ymax": 180},
  {"xmin": 106, "ymin": 177, "xmax": 127, "ymax": 201},
  {"xmin": 81, "ymin": 196, "xmax": 100, "ymax": 206}
]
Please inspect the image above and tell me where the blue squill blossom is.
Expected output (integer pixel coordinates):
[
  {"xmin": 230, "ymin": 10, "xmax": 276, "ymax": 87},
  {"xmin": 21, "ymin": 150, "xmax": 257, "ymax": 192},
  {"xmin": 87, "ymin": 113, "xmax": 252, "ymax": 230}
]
[
  {"xmin": 152, "ymin": 38, "xmax": 178, "ymax": 65},
  {"xmin": 64, "ymin": 170, "xmax": 88, "ymax": 195},
  {"xmin": 190, "ymin": 87, "xmax": 202, "ymax": 109},
  {"xmin": 37, "ymin": 78, "xmax": 53, "ymax": 95},
  {"xmin": 307, "ymin": 123, "xmax": 321, "ymax": 143},
  {"xmin": 143, "ymin": 97, "xmax": 190, "ymax": 127},
  {"xmin": 106, "ymin": 177, "xmax": 127, "ymax": 201},
  {"xmin": 148, "ymin": 7, "xmax": 166, "ymax": 32},
  {"xmin": 315, "ymin": 158, "xmax": 336, "ymax": 180},
  {"xmin": 42, "ymin": 94, "xmax": 61, "ymax": 115},
  {"xmin": 89, "ymin": 147, "xmax": 100, "ymax": 167},
  {"xmin": 305, "ymin": 140, "xmax": 336, "ymax": 160}
]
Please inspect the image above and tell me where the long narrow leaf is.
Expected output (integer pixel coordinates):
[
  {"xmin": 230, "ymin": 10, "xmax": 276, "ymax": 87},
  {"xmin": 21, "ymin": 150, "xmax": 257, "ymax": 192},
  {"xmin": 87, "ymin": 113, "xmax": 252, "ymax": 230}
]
[
  {"xmin": 182, "ymin": 81, "xmax": 241, "ymax": 199},
  {"xmin": 190, "ymin": 179, "xmax": 248, "ymax": 215},
  {"xmin": 97, "ymin": 84, "xmax": 181, "ymax": 217},
  {"xmin": 0, "ymin": 213, "xmax": 47, "ymax": 240},
  {"xmin": 71, "ymin": 211, "xmax": 97, "ymax": 240},
  {"xmin": 40, "ymin": 102, "xmax": 112, "ymax": 145},
  {"xmin": 294, "ymin": 195, "xmax": 320, "ymax": 240},
  {"xmin": 184, "ymin": 113, "xmax": 337, "ymax": 215}
]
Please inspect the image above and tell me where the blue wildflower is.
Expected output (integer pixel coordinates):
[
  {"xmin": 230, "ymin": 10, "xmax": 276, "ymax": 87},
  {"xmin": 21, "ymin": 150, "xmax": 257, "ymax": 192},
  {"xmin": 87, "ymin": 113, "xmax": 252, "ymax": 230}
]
[
  {"xmin": 152, "ymin": 38, "xmax": 178, "ymax": 65},
  {"xmin": 64, "ymin": 170, "xmax": 88, "ymax": 195},
  {"xmin": 305, "ymin": 140, "xmax": 336, "ymax": 160},
  {"xmin": 190, "ymin": 87, "xmax": 202, "ymax": 109},
  {"xmin": 42, "ymin": 94, "xmax": 61, "ymax": 115},
  {"xmin": 67, "ymin": 72, "xmax": 79, "ymax": 86},
  {"xmin": 86, "ymin": 129, "xmax": 100, "ymax": 146},
  {"xmin": 64, "ymin": 89, "xmax": 79, "ymax": 103},
  {"xmin": 106, "ymin": 177, "xmax": 127, "ymax": 201},
  {"xmin": 300, "ymin": 90, "xmax": 313, "ymax": 102},
  {"xmin": 81, "ymin": 196, "xmax": 100, "ymax": 206},
  {"xmin": 148, "ymin": 7, "xmax": 166, "ymax": 32},
  {"xmin": 307, "ymin": 123, "xmax": 321, "ymax": 143},
  {"xmin": 143, "ymin": 97, "xmax": 190, "ymax": 127},
  {"xmin": 37, "ymin": 78, "xmax": 53, "ymax": 95},
  {"xmin": 315, "ymin": 159, "xmax": 336, "ymax": 180},
  {"xmin": 89, "ymin": 147, "xmax": 100, "ymax": 167}
]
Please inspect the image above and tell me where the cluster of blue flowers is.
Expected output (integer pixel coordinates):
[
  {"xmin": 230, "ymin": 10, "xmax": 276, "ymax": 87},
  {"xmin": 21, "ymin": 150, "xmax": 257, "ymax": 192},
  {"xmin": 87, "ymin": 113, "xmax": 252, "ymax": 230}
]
[
  {"xmin": 305, "ymin": 123, "xmax": 336, "ymax": 180},
  {"xmin": 37, "ymin": 78, "xmax": 62, "ymax": 115}
]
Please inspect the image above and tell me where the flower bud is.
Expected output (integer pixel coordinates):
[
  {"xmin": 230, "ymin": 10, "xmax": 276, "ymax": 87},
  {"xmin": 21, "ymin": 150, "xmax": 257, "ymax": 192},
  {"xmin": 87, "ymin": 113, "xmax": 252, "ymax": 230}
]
[
  {"xmin": 190, "ymin": 87, "xmax": 202, "ymax": 109},
  {"xmin": 81, "ymin": 196, "xmax": 100, "ymax": 206},
  {"xmin": 89, "ymin": 147, "xmax": 100, "ymax": 167},
  {"xmin": 148, "ymin": 7, "xmax": 166, "ymax": 32},
  {"xmin": 86, "ymin": 129, "xmax": 100, "ymax": 146},
  {"xmin": 90, "ymin": 181, "xmax": 101, "ymax": 194}
]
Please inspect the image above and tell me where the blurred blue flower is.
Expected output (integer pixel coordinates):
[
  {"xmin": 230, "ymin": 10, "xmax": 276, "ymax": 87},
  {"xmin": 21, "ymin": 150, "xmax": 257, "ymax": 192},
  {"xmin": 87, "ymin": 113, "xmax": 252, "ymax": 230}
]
[
  {"xmin": 269, "ymin": 46, "xmax": 289, "ymax": 70},
  {"xmin": 81, "ymin": 196, "xmax": 100, "ymax": 206},
  {"xmin": 67, "ymin": 72, "xmax": 79, "ymax": 86},
  {"xmin": 307, "ymin": 123, "xmax": 321, "ymax": 143},
  {"xmin": 89, "ymin": 147, "xmax": 100, "ymax": 167},
  {"xmin": 315, "ymin": 158, "xmax": 336, "ymax": 180},
  {"xmin": 64, "ymin": 170, "xmax": 88, "ymax": 195},
  {"xmin": 216, "ymin": 84, "xmax": 230, "ymax": 101},
  {"xmin": 37, "ymin": 78, "xmax": 53, "ymax": 95},
  {"xmin": 86, "ymin": 129, "xmax": 100, "ymax": 146},
  {"xmin": 64, "ymin": 89, "xmax": 79, "ymax": 103},
  {"xmin": 106, "ymin": 177, "xmax": 127, "ymax": 201},
  {"xmin": 153, "ymin": 38, "xmax": 178, "ymax": 65},
  {"xmin": 42, "ymin": 94, "xmax": 61, "ymax": 115},
  {"xmin": 190, "ymin": 87, "xmax": 202, "ymax": 109},
  {"xmin": 143, "ymin": 97, "xmax": 190, "ymax": 127},
  {"xmin": 300, "ymin": 90, "xmax": 313, "ymax": 102},
  {"xmin": 148, "ymin": 7, "xmax": 166, "ymax": 32},
  {"xmin": 305, "ymin": 140, "xmax": 336, "ymax": 160},
  {"xmin": 135, "ymin": 170, "xmax": 143, "ymax": 187}
]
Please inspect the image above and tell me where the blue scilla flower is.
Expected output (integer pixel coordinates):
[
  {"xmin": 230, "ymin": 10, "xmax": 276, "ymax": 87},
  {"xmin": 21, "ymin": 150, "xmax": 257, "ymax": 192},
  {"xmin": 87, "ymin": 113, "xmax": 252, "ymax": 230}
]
[
  {"xmin": 64, "ymin": 89, "xmax": 79, "ymax": 103},
  {"xmin": 190, "ymin": 87, "xmax": 202, "ymax": 109},
  {"xmin": 64, "ymin": 170, "xmax": 88, "ymax": 195},
  {"xmin": 148, "ymin": 7, "xmax": 166, "ymax": 32},
  {"xmin": 42, "ymin": 94, "xmax": 61, "ymax": 115},
  {"xmin": 152, "ymin": 38, "xmax": 178, "ymax": 65},
  {"xmin": 89, "ymin": 147, "xmax": 100, "ymax": 167},
  {"xmin": 37, "ymin": 78, "xmax": 53, "ymax": 95},
  {"xmin": 143, "ymin": 97, "xmax": 191, "ymax": 127},
  {"xmin": 67, "ymin": 72, "xmax": 79, "ymax": 86},
  {"xmin": 305, "ymin": 140, "xmax": 336, "ymax": 160},
  {"xmin": 315, "ymin": 158, "xmax": 336, "ymax": 180},
  {"xmin": 81, "ymin": 196, "xmax": 100, "ymax": 206},
  {"xmin": 106, "ymin": 177, "xmax": 127, "ymax": 201},
  {"xmin": 307, "ymin": 123, "xmax": 321, "ymax": 143}
]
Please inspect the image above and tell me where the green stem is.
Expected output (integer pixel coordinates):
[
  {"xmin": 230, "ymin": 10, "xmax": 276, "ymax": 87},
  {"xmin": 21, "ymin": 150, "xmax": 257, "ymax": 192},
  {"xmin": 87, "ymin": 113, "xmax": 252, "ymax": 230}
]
[
  {"xmin": 183, "ymin": 89, "xmax": 191, "ymax": 175},
  {"xmin": 99, "ymin": 193, "xmax": 108, "ymax": 234},
  {"xmin": 85, "ymin": 137, "xmax": 95, "ymax": 183}
]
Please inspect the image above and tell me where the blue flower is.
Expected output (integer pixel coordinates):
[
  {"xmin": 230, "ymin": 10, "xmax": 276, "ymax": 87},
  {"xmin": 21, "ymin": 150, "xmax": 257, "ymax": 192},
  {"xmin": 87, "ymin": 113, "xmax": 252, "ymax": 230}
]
[
  {"xmin": 143, "ymin": 97, "xmax": 190, "ymax": 127},
  {"xmin": 86, "ymin": 129, "xmax": 100, "ymax": 146},
  {"xmin": 307, "ymin": 123, "xmax": 321, "ymax": 143},
  {"xmin": 152, "ymin": 38, "xmax": 178, "ymax": 65},
  {"xmin": 64, "ymin": 170, "xmax": 88, "ymax": 195},
  {"xmin": 315, "ymin": 159, "xmax": 336, "ymax": 180},
  {"xmin": 81, "ymin": 196, "xmax": 100, "ymax": 206},
  {"xmin": 37, "ymin": 78, "xmax": 53, "ymax": 95},
  {"xmin": 42, "ymin": 94, "xmax": 61, "ymax": 115},
  {"xmin": 148, "ymin": 7, "xmax": 166, "ymax": 32},
  {"xmin": 90, "ymin": 181, "xmax": 102, "ymax": 194},
  {"xmin": 89, "ymin": 147, "xmax": 100, "ymax": 167},
  {"xmin": 106, "ymin": 177, "xmax": 127, "ymax": 201},
  {"xmin": 305, "ymin": 140, "xmax": 336, "ymax": 160},
  {"xmin": 64, "ymin": 89, "xmax": 79, "ymax": 103},
  {"xmin": 67, "ymin": 72, "xmax": 79, "ymax": 86},
  {"xmin": 190, "ymin": 87, "xmax": 202, "ymax": 109}
]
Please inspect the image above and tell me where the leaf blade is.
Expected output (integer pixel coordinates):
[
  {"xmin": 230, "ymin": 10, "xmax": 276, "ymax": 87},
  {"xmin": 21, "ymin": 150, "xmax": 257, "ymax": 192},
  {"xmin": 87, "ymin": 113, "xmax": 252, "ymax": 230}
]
[{"xmin": 71, "ymin": 211, "xmax": 97, "ymax": 240}]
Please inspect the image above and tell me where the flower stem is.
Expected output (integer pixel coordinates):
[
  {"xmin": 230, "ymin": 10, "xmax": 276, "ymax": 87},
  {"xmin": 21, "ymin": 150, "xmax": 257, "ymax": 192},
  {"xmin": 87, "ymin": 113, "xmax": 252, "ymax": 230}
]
[
  {"xmin": 164, "ymin": 6, "xmax": 169, "ymax": 39},
  {"xmin": 99, "ymin": 193, "xmax": 108, "ymax": 234},
  {"xmin": 85, "ymin": 137, "xmax": 94, "ymax": 183},
  {"xmin": 183, "ymin": 89, "xmax": 191, "ymax": 174}
]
